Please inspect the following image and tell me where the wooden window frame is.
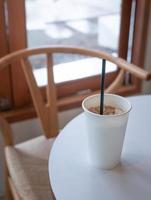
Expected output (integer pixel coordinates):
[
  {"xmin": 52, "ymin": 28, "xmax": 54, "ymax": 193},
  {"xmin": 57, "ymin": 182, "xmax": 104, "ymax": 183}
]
[
  {"xmin": 6, "ymin": 0, "xmax": 28, "ymax": 107},
  {"xmin": 0, "ymin": 0, "xmax": 150, "ymax": 122},
  {"xmin": 131, "ymin": 0, "xmax": 150, "ymax": 92},
  {"xmin": 0, "ymin": 0, "xmax": 12, "ymax": 102}
]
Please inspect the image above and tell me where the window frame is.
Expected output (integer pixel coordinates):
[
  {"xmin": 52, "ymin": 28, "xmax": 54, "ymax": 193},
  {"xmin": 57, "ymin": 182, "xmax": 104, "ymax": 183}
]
[
  {"xmin": 0, "ymin": 0, "xmax": 12, "ymax": 104},
  {"xmin": 131, "ymin": 0, "xmax": 150, "ymax": 92},
  {"xmin": 0, "ymin": 0, "xmax": 150, "ymax": 122}
]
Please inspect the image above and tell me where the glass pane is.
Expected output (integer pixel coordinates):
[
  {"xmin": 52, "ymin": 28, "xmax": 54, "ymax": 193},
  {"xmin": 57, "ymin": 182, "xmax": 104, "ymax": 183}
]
[
  {"xmin": 29, "ymin": 54, "xmax": 117, "ymax": 86},
  {"xmin": 25, "ymin": 0, "xmax": 121, "ymax": 85}
]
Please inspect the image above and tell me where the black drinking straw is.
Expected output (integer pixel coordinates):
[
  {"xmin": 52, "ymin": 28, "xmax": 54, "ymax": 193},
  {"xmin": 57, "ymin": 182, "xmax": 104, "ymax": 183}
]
[{"xmin": 100, "ymin": 59, "xmax": 106, "ymax": 115}]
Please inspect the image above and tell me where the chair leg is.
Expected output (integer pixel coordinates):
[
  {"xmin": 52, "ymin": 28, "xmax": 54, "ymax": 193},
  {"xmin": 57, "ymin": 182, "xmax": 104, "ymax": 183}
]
[{"xmin": 5, "ymin": 163, "xmax": 13, "ymax": 200}]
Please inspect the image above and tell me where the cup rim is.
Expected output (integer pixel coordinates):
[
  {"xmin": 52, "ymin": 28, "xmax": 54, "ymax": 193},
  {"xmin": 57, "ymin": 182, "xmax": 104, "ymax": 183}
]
[{"xmin": 82, "ymin": 93, "xmax": 132, "ymax": 117}]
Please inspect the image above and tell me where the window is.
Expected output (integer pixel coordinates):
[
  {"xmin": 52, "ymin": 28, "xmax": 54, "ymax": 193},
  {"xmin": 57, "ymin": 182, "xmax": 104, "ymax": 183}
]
[
  {"xmin": 0, "ymin": 0, "xmax": 150, "ymax": 121},
  {"xmin": 25, "ymin": 0, "xmax": 122, "ymax": 100}
]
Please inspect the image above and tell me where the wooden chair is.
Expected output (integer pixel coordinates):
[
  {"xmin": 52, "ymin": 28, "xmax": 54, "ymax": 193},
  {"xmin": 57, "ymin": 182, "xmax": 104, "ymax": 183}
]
[{"xmin": 0, "ymin": 46, "xmax": 151, "ymax": 200}]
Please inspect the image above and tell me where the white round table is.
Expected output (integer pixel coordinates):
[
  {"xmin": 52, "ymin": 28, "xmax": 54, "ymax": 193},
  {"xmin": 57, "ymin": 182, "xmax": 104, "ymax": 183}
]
[{"xmin": 49, "ymin": 95, "xmax": 151, "ymax": 200}]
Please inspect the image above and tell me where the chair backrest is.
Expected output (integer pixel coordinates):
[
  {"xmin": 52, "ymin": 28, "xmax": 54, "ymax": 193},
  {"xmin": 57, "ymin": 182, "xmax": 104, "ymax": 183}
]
[{"xmin": 0, "ymin": 46, "xmax": 150, "ymax": 138}]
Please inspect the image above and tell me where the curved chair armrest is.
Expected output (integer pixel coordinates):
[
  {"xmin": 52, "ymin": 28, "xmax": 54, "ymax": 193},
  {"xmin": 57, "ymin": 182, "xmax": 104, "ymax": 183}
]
[
  {"xmin": 0, "ymin": 114, "xmax": 13, "ymax": 146},
  {"xmin": 116, "ymin": 57, "xmax": 151, "ymax": 80}
]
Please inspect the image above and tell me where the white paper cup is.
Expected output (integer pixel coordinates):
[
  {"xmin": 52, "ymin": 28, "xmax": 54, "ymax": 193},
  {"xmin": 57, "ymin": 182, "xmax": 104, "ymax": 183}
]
[{"xmin": 82, "ymin": 93, "xmax": 131, "ymax": 170}]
